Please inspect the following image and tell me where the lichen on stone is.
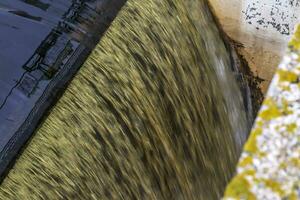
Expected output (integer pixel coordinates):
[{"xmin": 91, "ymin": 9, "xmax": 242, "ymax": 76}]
[
  {"xmin": 224, "ymin": 24, "xmax": 300, "ymax": 200},
  {"xmin": 238, "ymin": 156, "xmax": 253, "ymax": 168},
  {"xmin": 262, "ymin": 179, "xmax": 284, "ymax": 196},
  {"xmin": 224, "ymin": 172, "xmax": 256, "ymax": 200},
  {"xmin": 277, "ymin": 70, "xmax": 298, "ymax": 82},
  {"xmin": 289, "ymin": 25, "xmax": 300, "ymax": 51},
  {"xmin": 243, "ymin": 127, "xmax": 261, "ymax": 154}
]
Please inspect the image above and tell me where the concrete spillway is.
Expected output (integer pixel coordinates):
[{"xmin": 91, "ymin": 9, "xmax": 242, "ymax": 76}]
[
  {"xmin": 0, "ymin": 0, "xmax": 251, "ymax": 198},
  {"xmin": 0, "ymin": 0, "xmax": 299, "ymax": 199},
  {"xmin": 0, "ymin": 0, "xmax": 126, "ymax": 178}
]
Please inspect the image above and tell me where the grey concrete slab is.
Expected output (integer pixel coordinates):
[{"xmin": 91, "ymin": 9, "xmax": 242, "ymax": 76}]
[{"xmin": 0, "ymin": 0, "xmax": 127, "ymax": 179}]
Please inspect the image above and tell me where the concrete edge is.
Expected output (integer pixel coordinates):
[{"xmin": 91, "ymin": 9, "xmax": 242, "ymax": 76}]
[
  {"xmin": 0, "ymin": 0, "xmax": 128, "ymax": 181},
  {"xmin": 224, "ymin": 25, "xmax": 300, "ymax": 199},
  {"xmin": 0, "ymin": 45, "xmax": 90, "ymax": 181}
]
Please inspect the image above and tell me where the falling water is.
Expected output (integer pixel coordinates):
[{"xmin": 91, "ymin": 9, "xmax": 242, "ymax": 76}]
[{"xmin": 0, "ymin": 0, "xmax": 250, "ymax": 199}]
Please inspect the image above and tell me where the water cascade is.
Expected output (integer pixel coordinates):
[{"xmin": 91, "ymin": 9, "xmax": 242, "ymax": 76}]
[{"xmin": 0, "ymin": 0, "xmax": 252, "ymax": 199}]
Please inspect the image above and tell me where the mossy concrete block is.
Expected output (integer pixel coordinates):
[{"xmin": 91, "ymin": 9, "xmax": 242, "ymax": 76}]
[{"xmin": 224, "ymin": 25, "xmax": 300, "ymax": 200}]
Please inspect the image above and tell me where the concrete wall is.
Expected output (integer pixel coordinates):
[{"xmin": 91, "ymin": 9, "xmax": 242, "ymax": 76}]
[
  {"xmin": 209, "ymin": 0, "xmax": 300, "ymax": 93},
  {"xmin": 224, "ymin": 24, "xmax": 300, "ymax": 200}
]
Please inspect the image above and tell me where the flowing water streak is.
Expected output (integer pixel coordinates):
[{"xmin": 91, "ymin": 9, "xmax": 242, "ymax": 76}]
[{"xmin": 0, "ymin": 0, "xmax": 249, "ymax": 199}]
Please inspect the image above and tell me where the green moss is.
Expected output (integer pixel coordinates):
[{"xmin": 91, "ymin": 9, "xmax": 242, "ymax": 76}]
[{"xmin": 224, "ymin": 171, "xmax": 256, "ymax": 200}]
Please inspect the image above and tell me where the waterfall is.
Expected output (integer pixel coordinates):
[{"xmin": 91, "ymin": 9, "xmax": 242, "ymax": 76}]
[{"xmin": 0, "ymin": 0, "xmax": 251, "ymax": 199}]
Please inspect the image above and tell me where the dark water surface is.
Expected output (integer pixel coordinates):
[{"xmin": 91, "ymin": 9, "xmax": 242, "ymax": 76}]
[{"xmin": 0, "ymin": 0, "xmax": 249, "ymax": 199}]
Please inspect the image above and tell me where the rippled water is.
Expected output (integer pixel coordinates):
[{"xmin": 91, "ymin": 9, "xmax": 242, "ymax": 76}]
[{"xmin": 0, "ymin": 0, "xmax": 249, "ymax": 199}]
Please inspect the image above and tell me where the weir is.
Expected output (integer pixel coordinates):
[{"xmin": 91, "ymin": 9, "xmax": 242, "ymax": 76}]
[
  {"xmin": 0, "ymin": 0, "xmax": 299, "ymax": 199},
  {"xmin": 0, "ymin": 0, "xmax": 126, "ymax": 177}
]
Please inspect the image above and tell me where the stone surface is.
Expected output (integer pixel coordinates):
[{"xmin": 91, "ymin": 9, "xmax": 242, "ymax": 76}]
[
  {"xmin": 224, "ymin": 25, "xmax": 300, "ymax": 200},
  {"xmin": 209, "ymin": 0, "xmax": 300, "ymax": 93}
]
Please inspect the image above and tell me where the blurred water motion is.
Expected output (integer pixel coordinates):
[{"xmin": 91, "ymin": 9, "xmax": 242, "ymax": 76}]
[{"xmin": 0, "ymin": 0, "xmax": 250, "ymax": 199}]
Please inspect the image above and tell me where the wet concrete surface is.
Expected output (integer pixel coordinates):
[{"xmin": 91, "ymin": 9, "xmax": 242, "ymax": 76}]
[{"xmin": 0, "ymin": 0, "xmax": 127, "ymax": 177}]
